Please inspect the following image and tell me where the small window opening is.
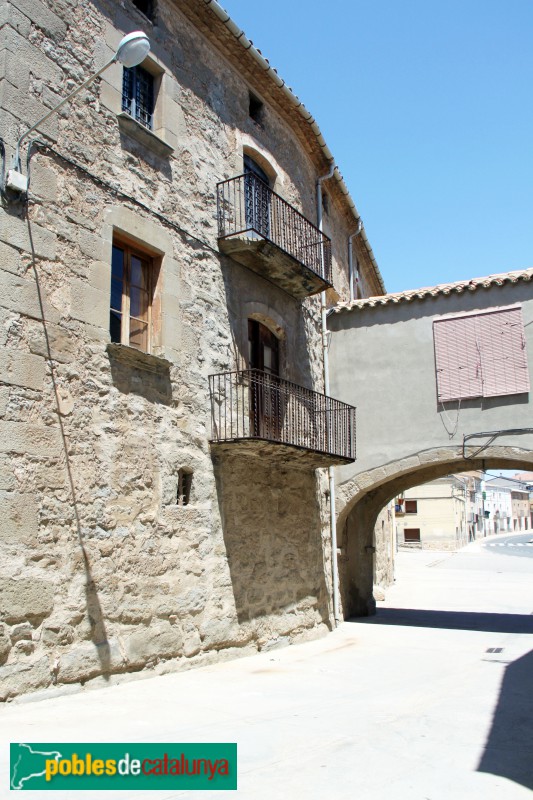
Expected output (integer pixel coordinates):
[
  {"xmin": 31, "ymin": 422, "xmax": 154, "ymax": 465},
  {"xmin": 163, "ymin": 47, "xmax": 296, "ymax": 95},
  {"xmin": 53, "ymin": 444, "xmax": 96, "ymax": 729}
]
[
  {"xmin": 132, "ymin": 0, "xmax": 155, "ymax": 20},
  {"xmin": 405, "ymin": 500, "xmax": 418, "ymax": 514},
  {"xmin": 177, "ymin": 469, "xmax": 193, "ymax": 506},
  {"xmin": 404, "ymin": 528, "xmax": 421, "ymax": 543},
  {"xmin": 249, "ymin": 92, "xmax": 263, "ymax": 124},
  {"xmin": 122, "ymin": 65, "xmax": 155, "ymax": 130}
]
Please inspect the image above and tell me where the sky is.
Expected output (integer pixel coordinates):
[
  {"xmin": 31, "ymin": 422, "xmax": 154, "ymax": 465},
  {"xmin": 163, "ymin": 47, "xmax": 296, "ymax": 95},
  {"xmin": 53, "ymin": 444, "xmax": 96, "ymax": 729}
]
[{"xmin": 219, "ymin": 0, "xmax": 532, "ymax": 294}]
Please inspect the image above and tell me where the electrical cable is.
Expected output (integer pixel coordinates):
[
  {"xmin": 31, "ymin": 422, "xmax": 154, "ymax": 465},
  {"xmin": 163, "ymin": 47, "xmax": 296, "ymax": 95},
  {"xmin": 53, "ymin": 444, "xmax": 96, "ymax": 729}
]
[
  {"xmin": 0, "ymin": 137, "xmax": 5, "ymax": 195},
  {"xmin": 28, "ymin": 141, "xmax": 221, "ymax": 256}
]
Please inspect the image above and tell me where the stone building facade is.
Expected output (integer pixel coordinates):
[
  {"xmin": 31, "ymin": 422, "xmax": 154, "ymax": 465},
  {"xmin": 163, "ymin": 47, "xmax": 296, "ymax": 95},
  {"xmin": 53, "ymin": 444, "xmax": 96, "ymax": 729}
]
[{"xmin": 0, "ymin": 0, "xmax": 386, "ymax": 699}]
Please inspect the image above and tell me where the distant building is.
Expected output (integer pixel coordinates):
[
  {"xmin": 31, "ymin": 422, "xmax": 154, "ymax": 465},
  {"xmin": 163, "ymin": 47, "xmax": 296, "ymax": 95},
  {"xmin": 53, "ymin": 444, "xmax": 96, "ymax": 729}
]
[
  {"xmin": 483, "ymin": 476, "xmax": 530, "ymax": 533},
  {"xmin": 513, "ymin": 473, "xmax": 533, "ymax": 529},
  {"xmin": 395, "ymin": 476, "xmax": 470, "ymax": 550}
]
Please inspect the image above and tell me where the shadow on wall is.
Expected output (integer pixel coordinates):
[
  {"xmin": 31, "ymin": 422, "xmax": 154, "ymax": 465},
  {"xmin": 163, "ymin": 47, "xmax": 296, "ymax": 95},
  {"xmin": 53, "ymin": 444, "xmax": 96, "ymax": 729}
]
[
  {"xmin": 27, "ymin": 217, "xmax": 112, "ymax": 681},
  {"xmin": 107, "ymin": 346, "xmax": 173, "ymax": 406},
  {"xmin": 478, "ymin": 648, "xmax": 533, "ymax": 791},
  {"xmin": 212, "ymin": 449, "xmax": 331, "ymax": 631}
]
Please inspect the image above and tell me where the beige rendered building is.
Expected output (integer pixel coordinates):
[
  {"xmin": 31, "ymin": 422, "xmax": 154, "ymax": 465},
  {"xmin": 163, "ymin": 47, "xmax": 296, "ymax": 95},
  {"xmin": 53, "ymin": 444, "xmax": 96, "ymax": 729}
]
[
  {"xmin": 396, "ymin": 476, "xmax": 470, "ymax": 550},
  {"xmin": 0, "ymin": 0, "xmax": 392, "ymax": 699}
]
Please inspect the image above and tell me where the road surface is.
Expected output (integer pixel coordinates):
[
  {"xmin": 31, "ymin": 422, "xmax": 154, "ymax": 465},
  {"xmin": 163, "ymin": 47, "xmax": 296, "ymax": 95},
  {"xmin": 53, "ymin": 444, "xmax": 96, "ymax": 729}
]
[{"xmin": 1, "ymin": 533, "xmax": 532, "ymax": 799}]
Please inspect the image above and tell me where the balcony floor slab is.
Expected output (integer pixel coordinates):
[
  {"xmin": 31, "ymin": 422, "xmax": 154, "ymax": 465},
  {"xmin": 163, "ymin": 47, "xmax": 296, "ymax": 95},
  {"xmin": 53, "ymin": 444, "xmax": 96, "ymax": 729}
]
[
  {"xmin": 218, "ymin": 236, "xmax": 332, "ymax": 300},
  {"xmin": 210, "ymin": 438, "xmax": 355, "ymax": 469}
]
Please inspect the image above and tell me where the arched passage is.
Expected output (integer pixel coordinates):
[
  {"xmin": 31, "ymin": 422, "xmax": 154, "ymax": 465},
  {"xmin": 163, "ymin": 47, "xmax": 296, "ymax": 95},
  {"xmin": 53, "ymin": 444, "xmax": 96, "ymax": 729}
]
[{"xmin": 336, "ymin": 445, "xmax": 533, "ymax": 618}]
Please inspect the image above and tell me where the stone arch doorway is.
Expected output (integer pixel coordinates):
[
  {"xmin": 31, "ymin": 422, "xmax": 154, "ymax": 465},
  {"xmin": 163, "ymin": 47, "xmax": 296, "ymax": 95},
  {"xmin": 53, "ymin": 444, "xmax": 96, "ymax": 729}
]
[{"xmin": 336, "ymin": 445, "xmax": 533, "ymax": 619}]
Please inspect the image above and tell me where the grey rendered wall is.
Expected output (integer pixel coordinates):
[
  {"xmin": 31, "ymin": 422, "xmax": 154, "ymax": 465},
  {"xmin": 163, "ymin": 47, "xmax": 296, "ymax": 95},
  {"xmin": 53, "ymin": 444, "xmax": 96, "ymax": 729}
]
[{"xmin": 329, "ymin": 282, "xmax": 533, "ymax": 490}]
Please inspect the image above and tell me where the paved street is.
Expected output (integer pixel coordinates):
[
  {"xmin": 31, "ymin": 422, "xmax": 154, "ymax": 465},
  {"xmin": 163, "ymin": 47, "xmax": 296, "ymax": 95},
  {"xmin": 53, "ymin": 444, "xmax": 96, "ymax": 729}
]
[{"xmin": 2, "ymin": 533, "xmax": 532, "ymax": 799}]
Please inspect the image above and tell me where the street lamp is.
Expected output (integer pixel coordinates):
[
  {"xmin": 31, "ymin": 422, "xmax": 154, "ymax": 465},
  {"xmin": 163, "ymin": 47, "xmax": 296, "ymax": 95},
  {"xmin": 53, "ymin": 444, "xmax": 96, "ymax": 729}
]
[{"xmin": 5, "ymin": 30, "xmax": 150, "ymax": 193}]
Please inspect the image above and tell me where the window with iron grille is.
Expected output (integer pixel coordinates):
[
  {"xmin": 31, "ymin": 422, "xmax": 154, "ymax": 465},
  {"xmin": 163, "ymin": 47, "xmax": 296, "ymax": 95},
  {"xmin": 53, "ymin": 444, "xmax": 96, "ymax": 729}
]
[{"xmin": 122, "ymin": 65, "xmax": 154, "ymax": 130}]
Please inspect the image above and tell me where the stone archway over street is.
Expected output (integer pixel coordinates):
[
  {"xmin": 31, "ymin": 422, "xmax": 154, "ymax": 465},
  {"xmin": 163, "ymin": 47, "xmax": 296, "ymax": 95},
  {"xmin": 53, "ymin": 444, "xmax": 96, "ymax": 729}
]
[{"xmin": 328, "ymin": 269, "xmax": 533, "ymax": 617}]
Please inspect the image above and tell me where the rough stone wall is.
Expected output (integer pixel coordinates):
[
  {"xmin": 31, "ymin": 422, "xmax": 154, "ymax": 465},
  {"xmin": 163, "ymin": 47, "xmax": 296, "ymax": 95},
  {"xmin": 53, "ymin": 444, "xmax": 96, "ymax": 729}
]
[
  {"xmin": 0, "ymin": 0, "xmax": 364, "ymax": 699},
  {"xmin": 373, "ymin": 503, "xmax": 395, "ymax": 593}
]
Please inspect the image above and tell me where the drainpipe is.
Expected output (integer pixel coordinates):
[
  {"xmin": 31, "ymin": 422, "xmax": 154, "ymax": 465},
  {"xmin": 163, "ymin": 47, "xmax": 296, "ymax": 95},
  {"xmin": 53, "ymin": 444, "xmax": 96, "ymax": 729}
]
[
  {"xmin": 348, "ymin": 219, "xmax": 363, "ymax": 302},
  {"xmin": 317, "ymin": 162, "xmax": 340, "ymax": 626}
]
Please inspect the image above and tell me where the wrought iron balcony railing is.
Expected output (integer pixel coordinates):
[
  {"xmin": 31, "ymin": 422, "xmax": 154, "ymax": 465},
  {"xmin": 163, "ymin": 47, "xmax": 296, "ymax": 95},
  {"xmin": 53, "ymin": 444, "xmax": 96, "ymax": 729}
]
[
  {"xmin": 216, "ymin": 173, "xmax": 333, "ymax": 293},
  {"xmin": 209, "ymin": 370, "xmax": 356, "ymax": 463}
]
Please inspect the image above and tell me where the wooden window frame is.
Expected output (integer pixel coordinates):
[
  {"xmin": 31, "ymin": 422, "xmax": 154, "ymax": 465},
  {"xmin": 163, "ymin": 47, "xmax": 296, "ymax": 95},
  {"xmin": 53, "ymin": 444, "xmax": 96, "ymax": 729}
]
[
  {"xmin": 404, "ymin": 528, "xmax": 421, "ymax": 543},
  {"xmin": 110, "ymin": 236, "xmax": 161, "ymax": 354},
  {"xmin": 404, "ymin": 500, "xmax": 418, "ymax": 514}
]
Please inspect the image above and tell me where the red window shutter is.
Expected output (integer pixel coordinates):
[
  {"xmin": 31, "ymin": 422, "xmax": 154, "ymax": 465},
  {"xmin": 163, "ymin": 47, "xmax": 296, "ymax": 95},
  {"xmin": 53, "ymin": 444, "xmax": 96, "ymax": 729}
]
[
  {"xmin": 433, "ymin": 315, "xmax": 482, "ymax": 402},
  {"xmin": 433, "ymin": 306, "xmax": 530, "ymax": 402},
  {"xmin": 477, "ymin": 308, "xmax": 530, "ymax": 397}
]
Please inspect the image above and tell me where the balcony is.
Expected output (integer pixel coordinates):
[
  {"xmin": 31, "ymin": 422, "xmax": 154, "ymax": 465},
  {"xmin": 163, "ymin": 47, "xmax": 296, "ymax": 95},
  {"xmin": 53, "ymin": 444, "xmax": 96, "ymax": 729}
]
[
  {"xmin": 209, "ymin": 370, "xmax": 356, "ymax": 468},
  {"xmin": 217, "ymin": 173, "xmax": 333, "ymax": 300}
]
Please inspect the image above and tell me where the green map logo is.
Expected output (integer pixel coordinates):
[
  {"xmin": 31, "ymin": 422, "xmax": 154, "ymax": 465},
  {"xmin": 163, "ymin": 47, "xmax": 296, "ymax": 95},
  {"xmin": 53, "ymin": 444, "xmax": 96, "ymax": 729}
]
[
  {"xmin": 10, "ymin": 743, "xmax": 237, "ymax": 791},
  {"xmin": 11, "ymin": 744, "xmax": 63, "ymax": 790}
]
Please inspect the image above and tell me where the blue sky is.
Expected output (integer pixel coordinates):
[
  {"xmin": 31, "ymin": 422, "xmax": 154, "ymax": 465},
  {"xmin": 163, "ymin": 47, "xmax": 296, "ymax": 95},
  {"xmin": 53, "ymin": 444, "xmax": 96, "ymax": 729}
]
[{"xmin": 220, "ymin": 0, "xmax": 532, "ymax": 294}]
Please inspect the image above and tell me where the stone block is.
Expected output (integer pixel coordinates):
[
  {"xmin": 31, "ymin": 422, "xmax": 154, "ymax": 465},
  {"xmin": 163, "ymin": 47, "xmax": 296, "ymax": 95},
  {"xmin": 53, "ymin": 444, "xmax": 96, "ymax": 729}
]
[
  {"xmin": 0, "ymin": 239, "xmax": 22, "ymax": 276},
  {"xmin": 0, "ymin": 656, "xmax": 51, "ymax": 700},
  {"xmin": 27, "ymin": 320, "xmax": 77, "ymax": 363},
  {"xmin": 0, "ymin": 347, "xmax": 45, "ymax": 390},
  {"xmin": 124, "ymin": 621, "xmax": 183, "ymax": 666},
  {"xmin": 10, "ymin": 621, "xmax": 33, "ymax": 642},
  {"xmin": 41, "ymin": 623, "xmax": 74, "ymax": 647},
  {"xmin": 0, "ymin": 212, "xmax": 57, "ymax": 261},
  {"xmin": 0, "ymin": 50, "xmax": 29, "ymax": 93},
  {"xmin": 0, "ymin": 386, "xmax": 9, "ymax": 417},
  {"xmin": 174, "ymin": 587, "xmax": 207, "ymax": 616},
  {"xmin": 88, "ymin": 260, "xmax": 110, "ymax": 293},
  {"xmin": 99, "ymin": 80, "xmax": 121, "ymax": 115},
  {"xmin": 57, "ymin": 639, "xmax": 123, "ymax": 683},
  {"xmin": 76, "ymin": 229, "xmax": 105, "ymax": 262},
  {"xmin": 0, "ymin": 4, "xmax": 32, "ymax": 37},
  {"xmin": 0, "ymin": 79, "xmax": 58, "ymax": 142},
  {"xmin": 69, "ymin": 280, "xmax": 108, "ymax": 329},
  {"xmin": 199, "ymin": 617, "xmax": 252, "ymax": 650},
  {"xmin": 0, "ymin": 621, "xmax": 11, "ymax": 664},
  {"xmin": 0, "ymin": 421, "xmax": 62, "ymax": 457},
  {"xmin": 29, "ymin": 161, "xmax": 58, "ymax": 202},
  {"xmin": 0, "ymin": 456, "xmax": 16, "ymax": 491},
  {"xmin": 10, "ymin": 0, "xmax": 67, "ymax": 39},
  {"xmin": 0, "ymin": 575, "xmax": 55, "ymax": 624},
  {"xmin": 1, "ymin": 27, "xmax": 62, "ymax": 86},
  {"xmin": 0, "ymin": 494, "xmax": 38, "ymax": 546}
]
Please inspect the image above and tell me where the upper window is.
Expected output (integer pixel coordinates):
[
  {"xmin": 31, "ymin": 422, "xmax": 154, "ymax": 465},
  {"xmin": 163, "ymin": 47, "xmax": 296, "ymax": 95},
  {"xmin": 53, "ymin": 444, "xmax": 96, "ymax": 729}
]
[
  {"xmin": 249, "ymin": 92, "xmax": 263, "ymax": 125},
  {"xmin": 110, "ymin": 240, "xmax": 158, "ymax": 353},
  {"xmin": 405, "ymin": 500, "xmax": 418, "ymax": 514},
  {"xmin": 433, "ymin": 306, "xmax": 530, "ymax": 403},
  {"xmin": 132, "ymin": 0, "xmax": 155, "ymax": 20},
  {"xmin": 122, "ymin": 65, "xmax": 154, "ymax": 130}
]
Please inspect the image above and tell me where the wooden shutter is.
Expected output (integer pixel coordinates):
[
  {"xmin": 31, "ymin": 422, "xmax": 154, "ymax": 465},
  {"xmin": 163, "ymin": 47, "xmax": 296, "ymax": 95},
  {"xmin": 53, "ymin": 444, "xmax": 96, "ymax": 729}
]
[
  {"xmin": 433, "ymin": 306, "xmax": 530, "ymax": 402},
  {"xmin": 433, "ymin": 315, "xmax": 482, "ymax": 402},
  {"xmin": 477, "ymin": 308, "xmax": 530, "ymax": 397}
]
